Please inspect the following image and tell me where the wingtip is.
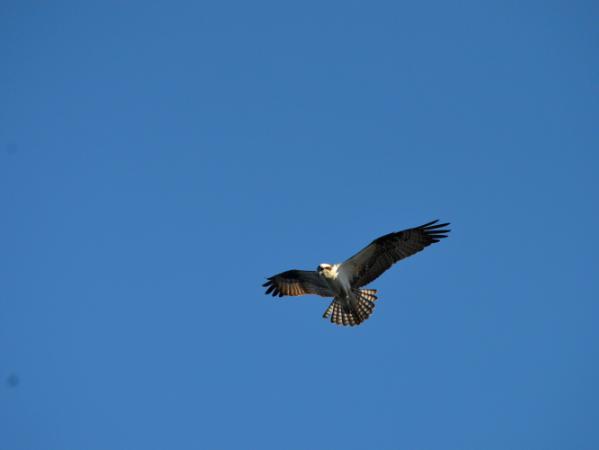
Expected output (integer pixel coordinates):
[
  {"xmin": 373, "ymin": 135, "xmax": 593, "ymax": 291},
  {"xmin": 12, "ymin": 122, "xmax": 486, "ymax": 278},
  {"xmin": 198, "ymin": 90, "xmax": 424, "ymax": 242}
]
[
  {"xmin": 420, "ymin": 219, "xmax": 439, "ymax": 227},
  {"xmin": 421, "ymin": 220, "xmax": 451, "ymax": 233}
]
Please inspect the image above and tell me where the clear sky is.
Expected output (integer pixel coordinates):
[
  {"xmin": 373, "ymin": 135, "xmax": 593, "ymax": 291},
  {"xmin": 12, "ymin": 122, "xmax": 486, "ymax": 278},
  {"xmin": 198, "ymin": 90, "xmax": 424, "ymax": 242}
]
[{"xmin": 1, "ymin": 1, "xmax": 598, "ymax": 449}]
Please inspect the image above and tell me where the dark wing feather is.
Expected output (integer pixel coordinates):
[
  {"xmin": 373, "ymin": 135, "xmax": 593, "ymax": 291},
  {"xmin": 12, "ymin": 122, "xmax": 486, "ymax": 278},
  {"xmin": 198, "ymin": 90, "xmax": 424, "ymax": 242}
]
[
  {"xmin": 262, "ymin": 270, "xmax": 333, "ymax": 297},
  {"xmin": 342, "ymin": 220, "xmax": 450, "ymax": 288}
]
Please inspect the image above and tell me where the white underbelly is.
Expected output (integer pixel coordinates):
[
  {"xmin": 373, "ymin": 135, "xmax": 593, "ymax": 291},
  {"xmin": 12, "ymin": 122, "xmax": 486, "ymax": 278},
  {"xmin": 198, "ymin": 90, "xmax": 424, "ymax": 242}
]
[{"xmin": 327, "ymin": 270, "xmax": 351, "ymax": 297}]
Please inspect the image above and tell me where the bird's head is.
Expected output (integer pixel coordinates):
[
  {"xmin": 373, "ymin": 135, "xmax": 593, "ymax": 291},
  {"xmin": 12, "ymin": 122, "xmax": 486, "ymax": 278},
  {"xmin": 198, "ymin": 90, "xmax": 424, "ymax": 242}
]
[{"xmin": 317, "ymin": 263, "xmax": 335, "ymax": 278}]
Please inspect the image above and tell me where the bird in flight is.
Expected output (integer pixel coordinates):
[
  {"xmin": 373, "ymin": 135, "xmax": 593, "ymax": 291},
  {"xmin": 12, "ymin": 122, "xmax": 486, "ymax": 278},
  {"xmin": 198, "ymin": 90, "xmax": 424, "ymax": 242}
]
[{"xmin": 263, "ymin": 220, "xmax": 450, "ymax": 326}]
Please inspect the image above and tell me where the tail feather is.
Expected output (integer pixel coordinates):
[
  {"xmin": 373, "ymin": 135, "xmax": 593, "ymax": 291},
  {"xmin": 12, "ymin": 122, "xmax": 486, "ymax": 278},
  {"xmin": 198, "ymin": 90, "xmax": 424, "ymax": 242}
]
[
  {"xmin": 322, "ymin": 289, "xmax": 378, "ymax": 326},
  {"xmin": 358, "ymin": 288, "xmax": 378, "ymax": 302},
  {"xmin": 322, "ymin": 302, "xmax": 335, "ymax": 319}
]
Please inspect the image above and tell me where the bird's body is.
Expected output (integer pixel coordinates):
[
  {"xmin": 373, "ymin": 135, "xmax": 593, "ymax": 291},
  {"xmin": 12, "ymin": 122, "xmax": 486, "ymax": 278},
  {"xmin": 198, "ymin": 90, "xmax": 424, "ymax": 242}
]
[
  {"xmin": 317, "ymin": 264, "xmax": 355, "ymax": 319},
  {"xmin": 318, "ymin": 264, "xmax": 345, "ymax": 293},
  {"xmin": 263, "ymin": 220, "xmax": 450, "ymax": 326}
]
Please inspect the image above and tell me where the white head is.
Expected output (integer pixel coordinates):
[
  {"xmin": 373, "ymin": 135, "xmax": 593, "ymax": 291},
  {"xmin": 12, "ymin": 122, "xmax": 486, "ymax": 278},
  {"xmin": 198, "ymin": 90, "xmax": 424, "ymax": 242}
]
[{"xmin": 317, "ymin": 263, "xmax": 336, "ymax": 279}]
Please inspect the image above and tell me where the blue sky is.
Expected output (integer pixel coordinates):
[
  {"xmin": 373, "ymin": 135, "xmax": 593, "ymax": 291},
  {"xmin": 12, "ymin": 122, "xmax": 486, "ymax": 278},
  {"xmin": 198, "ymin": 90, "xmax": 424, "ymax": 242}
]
[{"xmin": 1, "ymin": 1, "xmax": 598, "ymax": 449}]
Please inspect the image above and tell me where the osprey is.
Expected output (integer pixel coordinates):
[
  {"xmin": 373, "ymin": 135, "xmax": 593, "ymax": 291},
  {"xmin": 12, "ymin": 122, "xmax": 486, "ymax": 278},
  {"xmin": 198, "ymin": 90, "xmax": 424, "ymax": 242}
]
[{"xmin": 263, "ymin": 220, "xmax": 450, "ymax": 326}]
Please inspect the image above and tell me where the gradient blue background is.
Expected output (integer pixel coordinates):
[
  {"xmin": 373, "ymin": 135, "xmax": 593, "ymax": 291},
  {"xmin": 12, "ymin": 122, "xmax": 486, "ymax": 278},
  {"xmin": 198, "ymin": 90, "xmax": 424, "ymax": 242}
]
[{"xmin": 1, "ymin": 2, "xmax": 598, "ymax": 449}]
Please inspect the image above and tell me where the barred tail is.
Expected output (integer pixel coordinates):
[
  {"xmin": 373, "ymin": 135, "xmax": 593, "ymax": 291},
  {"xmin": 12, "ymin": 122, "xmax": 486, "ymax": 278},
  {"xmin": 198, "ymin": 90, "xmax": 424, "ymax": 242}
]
[
  {"xmin": 357, "ymin": 288, "xmax": 378, "ymax": 302},
  {"xmin": 322, "ymin": 289, "xmax": 378, "ymax": 326}
]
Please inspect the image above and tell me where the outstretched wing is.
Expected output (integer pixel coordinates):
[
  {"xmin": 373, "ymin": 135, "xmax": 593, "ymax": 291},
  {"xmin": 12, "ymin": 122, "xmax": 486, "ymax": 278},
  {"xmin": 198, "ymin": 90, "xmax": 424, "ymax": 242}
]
[
  {"xmin": 340, "ymin": 220, "xmax": 450, "ymax": 288},
  {"xmin": 262, "ymin": 270, "xmax": 333, "ymax": 297}
]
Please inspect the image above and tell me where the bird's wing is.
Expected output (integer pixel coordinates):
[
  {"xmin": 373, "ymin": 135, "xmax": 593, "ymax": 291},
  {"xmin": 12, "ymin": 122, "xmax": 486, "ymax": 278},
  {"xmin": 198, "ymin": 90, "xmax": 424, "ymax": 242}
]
[
  {"xmin": 263, "ymin": 270, "xmax": 334, "ymax": 297},
  {"xmin": 340, "ymin": 220, "xmax": 450, "ymax": 288}
]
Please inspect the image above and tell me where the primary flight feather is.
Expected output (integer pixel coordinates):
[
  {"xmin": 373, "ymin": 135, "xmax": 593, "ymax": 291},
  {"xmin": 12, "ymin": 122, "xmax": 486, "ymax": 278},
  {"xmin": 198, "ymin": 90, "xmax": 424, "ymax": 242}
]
[{"xmin": 263, "ymin": 220, "xmax": 450, "ymax": 326}]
